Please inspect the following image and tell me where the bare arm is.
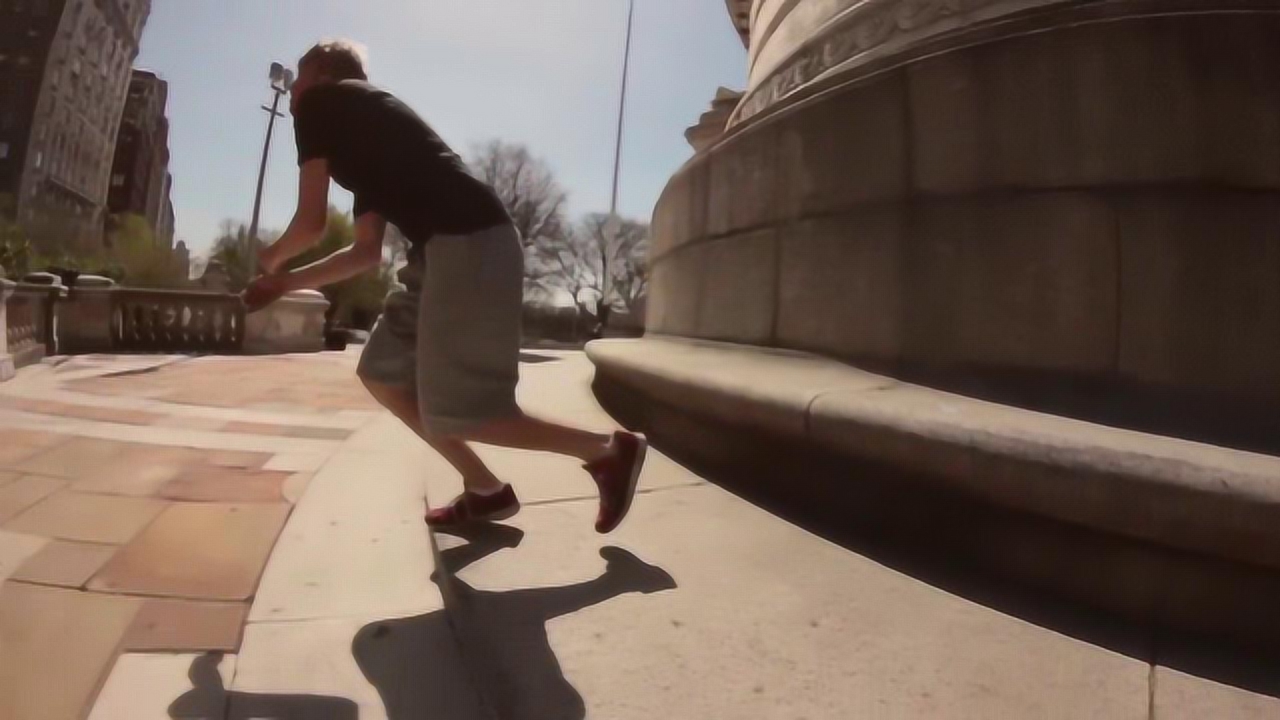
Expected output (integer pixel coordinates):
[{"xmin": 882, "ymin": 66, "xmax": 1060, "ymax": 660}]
[
  {"xmin": 258, "ymin": 159, "xmax": 331, "ymax": 275},
  {"xmin": 281, "ymin": 211, "xmax": 387, "ymax": 291}
]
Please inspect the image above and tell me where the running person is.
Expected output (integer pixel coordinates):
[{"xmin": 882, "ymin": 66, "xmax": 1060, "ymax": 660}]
[{"xmin": 243, "ymin": 39, "xmax": 646, "ymax": 532}]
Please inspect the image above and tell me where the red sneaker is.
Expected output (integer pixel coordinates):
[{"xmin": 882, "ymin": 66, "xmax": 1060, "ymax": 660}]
[
  {"xmin": 425, "ymin": 485, "xmax": 520, "ymax": 528},
  {"xmin": 585, "ymin": 432, "xmax": 648, "ymax": 534}
]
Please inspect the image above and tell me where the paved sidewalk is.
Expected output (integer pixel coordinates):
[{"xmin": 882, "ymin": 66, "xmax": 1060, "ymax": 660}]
[{"xmin": 2, "ymin": 350, "xmax": 1278, "ymax": 719}]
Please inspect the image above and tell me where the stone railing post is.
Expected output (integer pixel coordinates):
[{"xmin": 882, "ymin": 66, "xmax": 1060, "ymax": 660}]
[
  {"xmin": 58, "ymin": 275, "xmax": 118, "ymax": 355},
  {"xmin": 244, "ymin": 290, "xmax": 330, "ymax": 355},
  {"xmin": 0, "ymin": 279, "xmax": 15, "ymax": 382}
]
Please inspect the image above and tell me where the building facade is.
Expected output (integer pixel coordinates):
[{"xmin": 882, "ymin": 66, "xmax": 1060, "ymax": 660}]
[
  {"xmin": 0, "ymin": 0, "xmax": 151, "ymax": 253},
  {"xmin": 108, "ymin": 67, "xmax": 171, "ymax": 245}
]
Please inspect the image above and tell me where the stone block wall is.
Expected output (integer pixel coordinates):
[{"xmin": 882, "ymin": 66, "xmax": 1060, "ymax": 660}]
[{"xmin": 649, "ymin": 5, "xmax": 1280, "ymax": 405}]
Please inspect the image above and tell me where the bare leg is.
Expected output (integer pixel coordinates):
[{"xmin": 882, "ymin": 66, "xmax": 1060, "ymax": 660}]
[
  {"xmin": 456, "ymin": 413, "xmax": 612, "ymax": 464},
  {"xmin": 362, "ymin": 379, "xmax": 506, "ymax": 494}
]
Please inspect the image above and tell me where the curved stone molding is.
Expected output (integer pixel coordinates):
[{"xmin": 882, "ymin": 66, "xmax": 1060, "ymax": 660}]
[{"xmin": 650, "ymin": 3, "xmax": 1280, "ymax": 416}]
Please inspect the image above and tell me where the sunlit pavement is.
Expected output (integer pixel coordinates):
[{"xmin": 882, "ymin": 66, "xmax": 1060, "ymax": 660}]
[{"xmin": 0, "ymin": 350, "xmax": 1275, "ymax": 719}]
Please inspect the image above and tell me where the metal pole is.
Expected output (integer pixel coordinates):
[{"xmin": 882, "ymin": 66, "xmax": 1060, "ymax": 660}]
[
  {"xmin": 609, "ymin": 0, "xmax": 634, "ymax": 219},
  {"xmin": 247, "ymin": 89, "xmax": 284, "ymax": 279}
]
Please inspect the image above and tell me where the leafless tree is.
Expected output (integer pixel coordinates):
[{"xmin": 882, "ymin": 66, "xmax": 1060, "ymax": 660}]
[
  {"xmin": 469, "ymin": 140, "xmax": 568, "ymax": 252},
  {"xmin": 528, "ymin": 213, "xmax": 649, "ymax": 319}
]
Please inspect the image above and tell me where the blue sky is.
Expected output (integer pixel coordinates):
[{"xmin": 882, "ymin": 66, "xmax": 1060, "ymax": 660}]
[{"xmin": 134, "ymin": 0, "xmax": 746, "ymax": 256}]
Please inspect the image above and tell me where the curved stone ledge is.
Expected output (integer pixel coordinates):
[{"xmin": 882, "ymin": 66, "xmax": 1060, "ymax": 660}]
[{"xmin": 589, "ymin": 335, "xmax": 1280, "ymax": 647}]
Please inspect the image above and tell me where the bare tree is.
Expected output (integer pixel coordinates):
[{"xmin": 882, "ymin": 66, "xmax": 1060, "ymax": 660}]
[
  {"xmin": 469, "ymin": 140, "xmax": 568, "ymax": 252},
  {"xmin": 529, "ymin": 213, "xmax": 649, "ymax": 319}
]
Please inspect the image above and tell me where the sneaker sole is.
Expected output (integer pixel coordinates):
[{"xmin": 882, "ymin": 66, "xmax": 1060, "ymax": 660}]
[
  {"xmin": 425, "ymin": 499, "xmax": 522, "ymax": 528},
  {"xmin": 601, "ymin": 434, "xmax": 647, "ymax": 534}
]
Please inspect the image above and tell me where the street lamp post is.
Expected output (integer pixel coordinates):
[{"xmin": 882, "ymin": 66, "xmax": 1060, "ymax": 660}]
[
  {"xmin": 609, "ymin": 0, "xmax": 634, "ymax": 222},
  {"xmin": 602, "ymin": 0, "xmax": 635, "ymax": 327},
  {"xmin": 246, "ymin": 62, "xmax": 294, "ymax": 279}
]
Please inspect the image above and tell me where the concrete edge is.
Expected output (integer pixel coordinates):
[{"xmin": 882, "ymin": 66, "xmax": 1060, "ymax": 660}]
[
  {"xmin": 585, "ymin": 336, "xmax": 1280, "ymax": 573},
  {"xmin": 587, "ymin": 352, "xmax": 1280, "ymax": 651}
]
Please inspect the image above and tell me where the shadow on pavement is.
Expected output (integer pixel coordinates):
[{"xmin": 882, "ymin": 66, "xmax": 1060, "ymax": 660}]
[
  {"xmin": 169, "ymin": 652, "xmax": 358, "ymax": 719},
  {"xmin": 618, "ymin": 406, "xmax": 1280, "ymax": 704},
  {"xmin": 519, "ymin": 352, "xmax": 561, "ymax": 365},
  {"xmin": 170, "ymin": 525, "xmax": 675, "ymax": 720},
  {"xmin": 355, "ymin": 523, "xmax": 677, "ymax": 719}
]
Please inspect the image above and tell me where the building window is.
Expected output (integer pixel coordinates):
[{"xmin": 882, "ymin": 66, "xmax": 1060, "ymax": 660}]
[
  {"xmin": 112, "ymin": 173, "xmax": 124, "ymax": 188},
  {"xmin": 35, "ymin": 151, "xmax": 43, "ymax": 168},
  {"xmin": 0, "ymin": 143, "xmax": 9, "ymax": 160}
]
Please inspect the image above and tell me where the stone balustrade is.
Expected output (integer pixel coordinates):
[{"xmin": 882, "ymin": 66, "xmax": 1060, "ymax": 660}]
[
  {"xmin": 110, "ymin": 287, "xmax": 246, "ymax": 354},
  {"xmin": 2, "ymin": 278, "xmax": 66, "ymax": 374},
  {"xmin": 0, "ymin": 276, "xmax": 334, "ymax": 379},
  {"xmin": 243, "ymin": 289, "xmax": 330, "ymax": 355}
]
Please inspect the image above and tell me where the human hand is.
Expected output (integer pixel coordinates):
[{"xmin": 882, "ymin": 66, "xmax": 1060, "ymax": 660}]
[{"xmin": 242, "ymin": 273, "xmax": 290, "ymax": 313}]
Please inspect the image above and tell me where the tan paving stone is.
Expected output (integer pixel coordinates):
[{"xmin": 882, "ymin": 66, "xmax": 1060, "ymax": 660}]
[
  {"xmin": 0, "ymin": 470, "xmax": 20, "ymax": 489},
  {"xmin": 155, "ymin": 415, "xmax": 231, "ymax": 432},
  {"xmin": 88, "ymin": 652, "xmax": 237, "ymax": 720},
  {"xmin": 16, "ymin": 436, "xmax": 132, "ymax": 480},
  {"xmin": 0, "ymin": 475, "xmax": 67, "ymax": 523},
  {"xmin": 281, "ymin": 472, "xmax": 314, "ymax": 504},
  {"xmin": 0, "ymin": 530, "xmax": 48, "ymax": 582},
  {"xmin": 11, "ymin": 540, "xmax": 117, "ymax": 588},
  {"xmin": 159, "ymin": 467, "xmax": 289, "ymax": 503},
  {"xmin": 0, "ymin": 582, "xmax": 143, "ymax": 720},
  {"xmin": 72, "ymin": 445, "xmax": 205, "ymax": 497},
  {"xmin": 89, "ymin": 502, "xmax": 290, "ymax": 601},
  {"xmin": 61, "ymin": 404, "xmax": 163, "ymax": 425},
  {"xmin": 122, "ymin": 598, "xmax": 248, "ymax": 652},
  {"xmin": 223, "ymin": 421, "xmax": 351, "ymax": 441},
  {"xmin": 204, "ymin": 449, "xmax": 272, "ymax": 469},
  {"xmin": 5, "ymin": 491, "xmax": 166, "ymax": 544},
  {"xmin": 0, "ymin": 428, "xmax": 67, "ymax": 467},
  {"xmin": 283, "ymin": 425, "xmax": 355, "ymax": 440}
]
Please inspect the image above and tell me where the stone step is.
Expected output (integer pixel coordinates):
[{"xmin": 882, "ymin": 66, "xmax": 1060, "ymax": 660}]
[{"xmin": 588, "ymin": 337, "xmax": 1280, "ymax": 649}]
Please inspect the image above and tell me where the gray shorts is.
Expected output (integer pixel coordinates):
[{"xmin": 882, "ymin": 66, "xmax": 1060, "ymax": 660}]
[{"xmin": 357, "ymin": 223, "xmax": 524, "ymax": 436}]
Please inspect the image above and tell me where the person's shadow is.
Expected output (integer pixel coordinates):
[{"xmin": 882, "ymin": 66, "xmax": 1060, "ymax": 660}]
[
  {"xmin": 354, "ymin": 523, "xmax": 677, "ymax": 719},
  {"xmin": 169, "ymin": 523, "xmax": 675, "ymax": 720},
  {"xmin": 168, "ymin": 651, "xmax": 357, "ymax": 719}
]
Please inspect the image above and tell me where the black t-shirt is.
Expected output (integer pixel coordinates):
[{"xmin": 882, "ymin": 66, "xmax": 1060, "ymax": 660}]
[{"xmin": 293, "ymin": 80, "xmax": 510, "ymax": 243}]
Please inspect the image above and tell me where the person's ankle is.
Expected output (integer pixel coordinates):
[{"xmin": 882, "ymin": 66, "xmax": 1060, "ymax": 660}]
[
  {"xmin": 467, "ymin": 480, "xmax": 507, "ymax": 497},
  {"xmin": 583, "ymin": 436, "xmax": 615, "ymax": 465}
]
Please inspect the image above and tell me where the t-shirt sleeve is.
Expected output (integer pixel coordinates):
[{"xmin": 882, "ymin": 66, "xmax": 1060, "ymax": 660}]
[{"xmin": 293, "ymin": 91, "xmax": 331, "ymax": 165}]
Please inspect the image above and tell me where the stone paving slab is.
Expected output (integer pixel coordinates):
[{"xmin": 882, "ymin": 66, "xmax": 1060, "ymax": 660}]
[
  {"xmin": 87, "ymin": 652, "xmax": 237, "ymax": 720},
  {"xmin": 12, "ymin": 539, "xmax": 117, "ymax": 588},
  {"xmin": 0, "ymin": 582, "xmax": 143, "ymax": 720},
  {"xmin": 0, "ymin": 474, "xmax": 66, "ymax": 523},
  {"xmin": 0, "ymin": 428, "xmax": 67, "ymax": 466},
  {"xmin": 224, "ymin": 420, "xmax": 354, "ymax": 441},
  {"xmin": 123, "ymin": 598, "xmax": 249, "ymax": 652},
  {"xmin": 72, "ymin": 444, "xmax": 206, "ymax": 497},
  {"xmin": 68, "ymin": 355, "xmax": 380, "ymax": 412},
  {"xmin": 233, "ymin": 618, "xmax": 398, "ymax": 720},
  {"xmin": 89, "ymin": 502, "xmax": 291, "ymax": 601},
  {"xmin": 0, "ymin": 407, "xmax": 343, "ymax": 456},
  {"xmin": 15, "ymin": 436, "xmax": 132, "ymax": 479},
  {"xmin": 0, "ymin": 470, "xmax": 19, "ymax": 488},
  {"xmin": 5, "ymin": 490, "xmax": 166, "ymax": 544},
  {"xmin": 445, "ymin": 489, "xmax": 1151, "ymax": 720},
  {"xmin": 0, "ymin": 529, "xmax": 48, "ymax": 582},
  {"xmin": 249, "ymin": 447, "xmax": 440, "ymax": 623},
  {"xmin": 159, "ymin": 467, "xmax": 291, "ymax": 503},
  {"xmin": 1155, "ymin": 667, "xmax": 1280, "ymax": 719}
]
